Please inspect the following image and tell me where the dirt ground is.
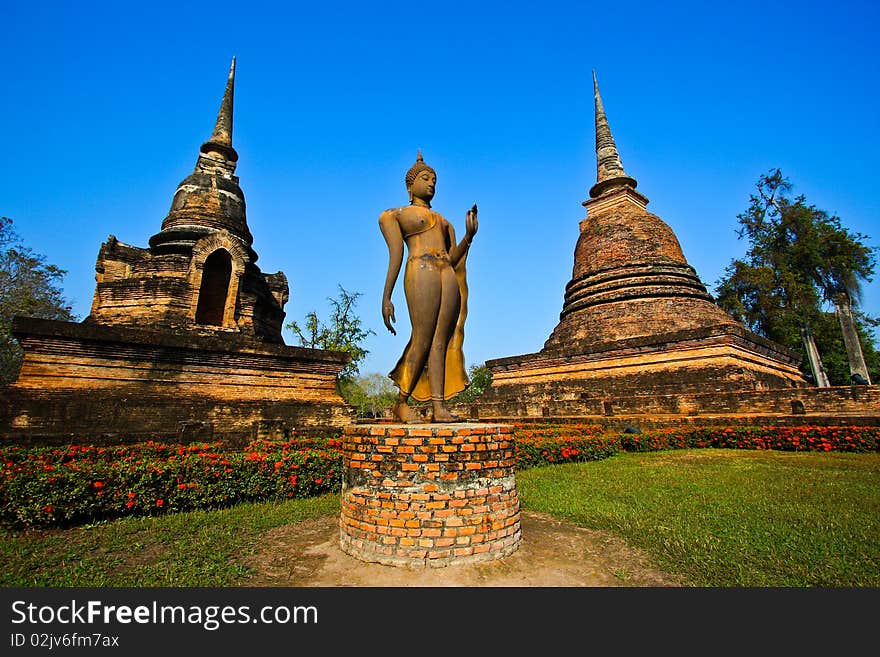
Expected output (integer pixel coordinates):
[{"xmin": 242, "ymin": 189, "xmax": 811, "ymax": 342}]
[{"xmin": 242, "ymin": 510, "xmax": 686, "ymax": 587}]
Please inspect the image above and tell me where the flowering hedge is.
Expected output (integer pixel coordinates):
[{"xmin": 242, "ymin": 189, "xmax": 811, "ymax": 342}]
[
  {"xmin": 0, "ymin": 438, "xmax": 342, "ymax": 529},
  {"xmin": 619, "ymin": 425, "xmax": 880, "ymax": 453},
  {"xmin": 512, "ymin": 423, "xmax": 619, "ymax": 468},
  {"xmin": 2, "ymin": 424, "xmax": 877, "ymax": 529}
]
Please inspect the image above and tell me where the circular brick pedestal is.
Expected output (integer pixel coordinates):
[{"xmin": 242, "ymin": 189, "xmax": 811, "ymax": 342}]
[{"xmin": 339, "ymin": 423, "xmax": 522, "ymax": 567}]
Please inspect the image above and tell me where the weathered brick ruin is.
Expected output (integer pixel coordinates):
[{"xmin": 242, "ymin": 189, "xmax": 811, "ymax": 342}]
[
  {"xmin": 469, "ymin": 72, "xmax": 878, "ymax": 427},
  {"xmin": 89, "ymin": 58, "xmax": 286, "ymax": 342},
  {"xmin": 339, "ymin": 423, "xmax": 521, "ymax": 566},
  {"xmin": 1, "ymin": 59, "xmax": 354, "ymax": 445}
]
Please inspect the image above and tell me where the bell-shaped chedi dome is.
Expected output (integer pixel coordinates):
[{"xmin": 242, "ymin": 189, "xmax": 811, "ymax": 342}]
[
  {"xmin": 543, "ymin": 72, "xmax": 739, "ymax": 353},
  {"xmin": 149, "ymin": 57, "xmax": 255, "ymax": 258}
]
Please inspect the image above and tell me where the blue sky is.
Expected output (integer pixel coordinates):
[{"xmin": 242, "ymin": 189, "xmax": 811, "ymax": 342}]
[{"xmin": 3, "ymin": 0, "xmax": 878, "ymax": 377}]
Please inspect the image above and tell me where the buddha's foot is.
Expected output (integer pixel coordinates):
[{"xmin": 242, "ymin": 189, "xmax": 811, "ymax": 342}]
[
  {"xmin": 431, "ymin": 407, "xmax": 463, "ymax": 423},
  {"xmin": 392, "ymin": 401, "xmax": 424, "ymax": 424}
]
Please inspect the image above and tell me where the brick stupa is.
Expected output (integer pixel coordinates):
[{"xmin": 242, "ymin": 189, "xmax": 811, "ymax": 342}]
[
  {"xmin": 2, "ymin": 59, "xmax": 354, "ymax": 444},
  {"xmin": 475, "ymin": 72, "xmax": 808, "ymax": 422},
  {"xmin": 88, "ymin": 57, "xmax": 288, "ymax": 342}
]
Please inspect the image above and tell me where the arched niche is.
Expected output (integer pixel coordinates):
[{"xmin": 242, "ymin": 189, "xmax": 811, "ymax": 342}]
[
  {"xmin": 195, "ymin": 249, "xmax": 233, "ymax": 326},
  {"xmin": 188, "ymin": 232, "xmax": 249, "ymax": 329}
]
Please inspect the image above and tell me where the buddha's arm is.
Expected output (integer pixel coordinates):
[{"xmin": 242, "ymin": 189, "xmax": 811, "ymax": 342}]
[
  {"xmin": 449, "ymin": 205, "xmax": 478, "ymax": 267},
  {"xmin": 379, "ymin": 209, "xmax": 404, "ymax": 335},
  {"xmin": 447, "ymin": 222, "xmax": 467, "ymax": 267}
]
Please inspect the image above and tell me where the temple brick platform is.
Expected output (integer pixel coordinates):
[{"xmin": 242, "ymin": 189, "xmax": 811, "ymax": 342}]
[
  {"xmin": 339, "ymin": 423, "xmax": 522, "ymax": 568},
  {"xmin": 2, "ymin": 316, "xmax": 352, "ymax": 445},
  {"xmin": 457, "ymin": 385, "xmax": 880, "ymax": 430}
]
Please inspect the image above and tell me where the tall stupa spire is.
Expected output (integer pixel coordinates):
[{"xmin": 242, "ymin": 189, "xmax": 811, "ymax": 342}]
[
  {"xmin": 151, "ymin": 57, "xmax": 252, "ymax": 256},
  {"xmin": 200, "ymin": 56, "xmax": 238, "ymax": 164},
  {"xmin": 589, "ymin": 70, "xmax": 637, "ymax": 198}
]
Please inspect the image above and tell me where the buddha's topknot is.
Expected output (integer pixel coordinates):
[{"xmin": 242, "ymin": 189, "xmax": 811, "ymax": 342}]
[{"xmin": 405, "ymin": 150, "xmax": 435, "ymax": 188}]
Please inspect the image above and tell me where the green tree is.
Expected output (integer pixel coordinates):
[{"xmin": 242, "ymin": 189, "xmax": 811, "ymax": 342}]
[
  {"xmin": 714, "ymin": 170, "xmax": 879, "ymax": 384},
  {"xmin": 340, "ymin": 372, "xmax": 398, "ymax": 418},
  {"xmin": 451, "ymin": 363, "xmax": 493, "ymax": 403},
  {"xmin": 1, "ymin": 217, "xmax": 77, "ymax": 383},
  {"xmin": 286, "ymin": 285, "xmax": 375, "ymax": 382}
]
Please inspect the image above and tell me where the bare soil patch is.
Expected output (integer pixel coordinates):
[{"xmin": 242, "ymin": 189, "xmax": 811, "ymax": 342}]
[{"xmin": 241, "ymin": 510, "xmax": 686, "ymax": 587}]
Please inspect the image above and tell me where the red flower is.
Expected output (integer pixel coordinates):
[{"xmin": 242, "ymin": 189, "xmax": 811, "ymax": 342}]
[
  {"xmin": 43, "ymin": 505, "xmax": 54, "ymax": 513},
  {"xmin": 127, "ymin": 491, "xmax": 136, "ymax": 499},
  {"xmin": 93, "ymin": 481, "xmax": 104, "ymax": 489},
  {"xmin": 155, "ymin": 499, "xmax": 164, "ymax": 507},
  {"xmin": 126, "ymin": 501, "xmax": 136, "ymax": 508}
]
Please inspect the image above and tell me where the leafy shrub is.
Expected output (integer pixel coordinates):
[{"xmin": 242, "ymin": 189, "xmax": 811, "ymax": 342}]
[
  {"xmin": 619, "ymin": 425, "xmax": 880, "ymax": 453},
  {"xmin": 512, "ymin": 423, "xmax": 620, "ymax": 468},
  {"xmin": 0, "ymin": 438, "xmax": 342, "ymax": 529}
]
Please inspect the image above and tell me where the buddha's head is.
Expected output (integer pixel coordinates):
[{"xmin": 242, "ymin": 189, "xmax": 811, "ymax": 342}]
[{"xmin": 405, "ymin": 150, "xmax": 436, "ymax": 204}]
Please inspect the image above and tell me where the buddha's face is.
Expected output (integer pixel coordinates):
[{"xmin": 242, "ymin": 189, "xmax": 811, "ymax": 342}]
[{"xmin": 409, "ymin": 170, "xmax": 436, "ymax": 203}]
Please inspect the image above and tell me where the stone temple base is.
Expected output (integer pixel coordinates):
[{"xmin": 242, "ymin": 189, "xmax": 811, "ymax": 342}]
[
  {"xmin": 2, "ymin": 316, "xmax": 353, "ymax": 445},
  {"xmin": 339, "ymin": 423, "xmax": 522, "ymax": 568}
]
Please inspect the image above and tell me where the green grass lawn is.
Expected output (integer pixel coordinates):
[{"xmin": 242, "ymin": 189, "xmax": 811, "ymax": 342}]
[
  {"xmin": 0, "ymin": 494, "xmax": 341, "ymax": 587},
  {"xmin": 517, "ymin": 449, "xmax": 880, "ymax": 586},
  {"xmin": 1, "ymin": 449, "xmax": 878, "ymax": 587}
]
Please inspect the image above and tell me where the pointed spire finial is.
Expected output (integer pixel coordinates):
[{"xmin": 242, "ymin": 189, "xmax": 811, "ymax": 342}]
[
  {"xmin": 416, "ymin": 149, "xmax": 423, "ymax": 162},
  {"xmin": 589, "ymin": 70, "xmax": 637, "ymax": 198},
  {"xmin": 200, "ymin": 56, "xmax": 239, "ymax": 164}
]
